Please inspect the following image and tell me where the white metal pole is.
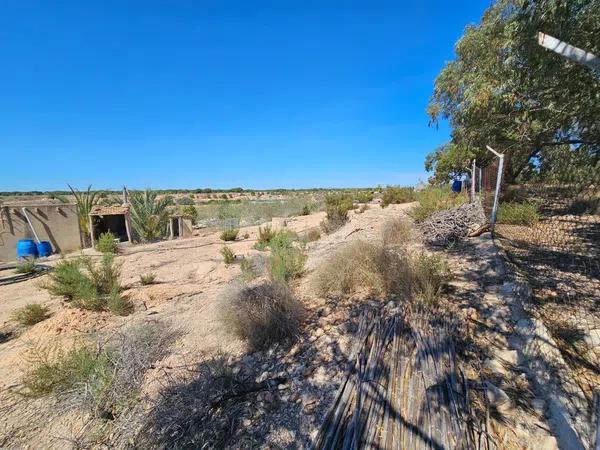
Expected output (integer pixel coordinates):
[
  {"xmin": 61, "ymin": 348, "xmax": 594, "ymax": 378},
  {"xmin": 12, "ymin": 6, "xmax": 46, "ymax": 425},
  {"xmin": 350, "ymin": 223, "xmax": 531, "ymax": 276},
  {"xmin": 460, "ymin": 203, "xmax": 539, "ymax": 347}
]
[
  {"xmin": 537, "ymin": 32, "xmax": 600, "ymax": 72},
  {"xmin": 486, "ymin": 145, "xmax": 504, "ymax": 236},
  {"xmin": 471, "ymin": 159, "xmax": 476, "ymax": 203}
]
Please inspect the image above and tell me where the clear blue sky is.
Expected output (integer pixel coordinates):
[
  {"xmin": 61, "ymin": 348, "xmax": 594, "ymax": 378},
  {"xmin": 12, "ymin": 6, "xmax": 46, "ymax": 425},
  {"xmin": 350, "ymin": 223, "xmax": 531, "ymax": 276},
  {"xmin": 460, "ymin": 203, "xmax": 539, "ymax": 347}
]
[{"xmin": 0, "ymin": 1, "xmax": 489, "ymax": 191}]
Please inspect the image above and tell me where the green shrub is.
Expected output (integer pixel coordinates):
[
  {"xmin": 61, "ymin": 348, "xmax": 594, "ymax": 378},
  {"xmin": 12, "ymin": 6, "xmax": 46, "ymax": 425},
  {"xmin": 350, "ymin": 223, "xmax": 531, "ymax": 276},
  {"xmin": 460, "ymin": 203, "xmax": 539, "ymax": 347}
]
[
  {"xmin": 301, "ymin": 205, "xmax": 311, "ymax": 216},
  {"xmin": 381, "ymin": 186, "xmax": 415, "ymax": 208},
  {"xmin": 321, "ymin": 192, "xmax": 353, "ymax": 233},
  {"xmin": 409, "ymin": 187, "xmax": 466, "ymax": 222},
  {"xmin": 268, "ymin": 232, "xmax": 306, "ymax": 283},
  {"xmin": 182, "ymin": 205, "xmax": 198, "ymax": 224},
  {"xmin": 497, "ymin": 201, "xmax": 539, "ymax": 226},
  {"xmin": 255, "ymin": 225, "xmax": 275, "ymax": 250},
  {"xmin": 355, "ymin": 190, "xmax": 374, "ymax": 203},
  {"xmin": 22, "ymin": 345, "xmax": 112, "ymax": 398},
  {"xmin": 15, "ymin": 258, "xmax": 37, "ymax": 274},
  {"xmin": 140, "ymin": 273, "xmax": 156, "ymax": 285},
  {"xmin": 107, "ymin": 287, "xmax": 134, "ymax": 316},
  {"xmin": 97, "ymin": 231, "xmax": 118, "ymax": 254},
  {"xmin": 221, "ymin": 246, "xmax": 235, "ymax": 265},
  {"xmin": 11, "ymin": 304, "xmax": 50, "ymax": 326},
  {"xmin": 220, "ymin": 229, "xmax": 239, "ymax": 241},
  {"xmin": 129, "ymin": 189, "xmax": 170, "ymax": 242},
  {"xmin": 219, "ymin": 281, "xmax": 305, "ymax": 350},
  {"xmin": 42, "ymin": 255, "xmax": 128, "ymax": 314}
]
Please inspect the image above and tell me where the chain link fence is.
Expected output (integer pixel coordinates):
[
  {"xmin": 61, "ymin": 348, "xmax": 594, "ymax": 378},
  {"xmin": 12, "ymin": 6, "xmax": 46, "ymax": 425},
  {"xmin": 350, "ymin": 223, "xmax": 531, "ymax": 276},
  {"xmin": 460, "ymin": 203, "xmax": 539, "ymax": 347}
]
[{"xmin": 478, "ymin": 149, "xmax": 600, "ymax": 409}]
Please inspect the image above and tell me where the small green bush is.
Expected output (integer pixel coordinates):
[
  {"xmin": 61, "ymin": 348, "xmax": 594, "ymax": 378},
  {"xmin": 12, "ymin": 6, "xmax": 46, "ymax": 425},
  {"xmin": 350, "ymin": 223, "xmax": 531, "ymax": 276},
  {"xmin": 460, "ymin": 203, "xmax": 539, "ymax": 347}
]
[
  {"xmin": 301, "ymin": 205, "xmax": 311, "ymax": 216},
  {"xmin": 15, "ymin": 258, "xmax": 37, "ymax": 274},
  {"xmin": 268, "ymin": 232, "xmax": 306, "ymax": 283},
  {"xmin": 97, "ymin": 231, "xmax": 118, "ymax": 254},
  {"xmin": 107, "ymin": 287, "xmax": 134, "ymax": 316},
  {"xmin": 42, "ymin": 255, "xmax": 128, "ymax": 315},
  {"xmin": 11, "ymin": 304, "xmax": 50, "ymax": 326},
  {"xmin": 409, "ymin": 187, "xmax": 466, "ymax": 222},
  {"xmin": 22, "ymin": 345, "xmax": 112, "ymax": 398},
  {"xmin": 140, "ymin": 273, "xmax": 156, "ymax": 285},
  {"xmin": 497, "ymin": 201, "xmax": 539, "ymax": 226},
  {"xmin": 182, "ymin": 205, "xmax": 198, "ymax": 224},
  {"xmin": 255, "ymin": 225, "xmax": 275, "ymax": 250},
  {"xmin": 219, "ymin": 281, "xmax": 305, "ymax": 350},
  {"xmin": 220, "ymin": 229, "xmax": 239, "ymax": 242},
  {"xmin": 221, "ymin": 246, "xmax": 235, "ymax": 265},
  {"xmin": 321, "ymin": 192, "xmax": 353, "ymax": 233},
  {"xmin": 381, "ymin": 186, "xmax": 415, "ymax": 208},
  {"xmin": 355, "ymin": 191, "xmax": 374, "ymax": 203}
]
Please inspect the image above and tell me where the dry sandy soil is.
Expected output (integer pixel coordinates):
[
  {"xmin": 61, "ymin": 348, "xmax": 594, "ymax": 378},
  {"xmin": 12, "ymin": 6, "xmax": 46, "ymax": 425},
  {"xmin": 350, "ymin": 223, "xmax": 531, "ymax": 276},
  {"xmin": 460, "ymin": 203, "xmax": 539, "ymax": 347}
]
[
  {"xmin": 0, "ymin": 201, "xmax": 579, "ymax": 449},
  {"xmin": 0, "ymin": 203, "xmax": 411, "ymax": 448}
]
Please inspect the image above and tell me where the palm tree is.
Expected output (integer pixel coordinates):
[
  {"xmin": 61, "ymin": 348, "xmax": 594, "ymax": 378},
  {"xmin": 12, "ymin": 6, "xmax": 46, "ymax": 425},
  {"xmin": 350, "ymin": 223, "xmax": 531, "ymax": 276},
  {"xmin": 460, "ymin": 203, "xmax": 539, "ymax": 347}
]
[
  {"xmin": 69, "ymin": 184, "xmax": 101, "ymax": 246},
  {"xmin": 129, "ymin": 189, "xmax": 170, "ymax": 241}
]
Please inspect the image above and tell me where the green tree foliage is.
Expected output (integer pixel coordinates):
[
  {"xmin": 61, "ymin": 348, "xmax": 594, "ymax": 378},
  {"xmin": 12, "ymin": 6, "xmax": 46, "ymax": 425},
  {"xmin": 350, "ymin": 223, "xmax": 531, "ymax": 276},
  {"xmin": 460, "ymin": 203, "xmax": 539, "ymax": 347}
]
[
  {"xmin": 68, "ymin": 184, "xmax": 102, "ymax": 243},
  {"xmin": 427, "ymin": 0, "xmax": 600, "ymax": 183},
  {"xmin": 129, "ymin": 189, "xmax": 170, "ymax": 242}
]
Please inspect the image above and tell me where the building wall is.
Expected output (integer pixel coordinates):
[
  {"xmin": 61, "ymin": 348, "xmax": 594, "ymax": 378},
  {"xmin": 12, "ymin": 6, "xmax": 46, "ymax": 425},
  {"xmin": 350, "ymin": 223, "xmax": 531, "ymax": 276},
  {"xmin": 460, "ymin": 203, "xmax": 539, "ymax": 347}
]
[{"xmin": 0, "ymin": 204, "xmax": 82, "ymax": 262}]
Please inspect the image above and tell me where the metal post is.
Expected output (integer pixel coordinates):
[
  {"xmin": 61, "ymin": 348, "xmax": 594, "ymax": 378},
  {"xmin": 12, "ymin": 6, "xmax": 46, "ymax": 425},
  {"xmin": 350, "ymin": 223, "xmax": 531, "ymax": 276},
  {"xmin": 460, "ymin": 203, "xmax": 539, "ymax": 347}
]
[
  {"xmin": 486, "ymin": 145, "xmax": 504, "ymax": 236},
  {"xmin": 471, "ymin": 159, "xmax": 476, "ymax": 203}
]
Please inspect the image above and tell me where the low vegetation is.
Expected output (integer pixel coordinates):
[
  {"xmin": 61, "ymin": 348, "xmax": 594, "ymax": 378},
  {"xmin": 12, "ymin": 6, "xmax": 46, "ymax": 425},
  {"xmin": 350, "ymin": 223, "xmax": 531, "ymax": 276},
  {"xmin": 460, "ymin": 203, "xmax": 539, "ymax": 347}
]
[
  {"xmin": 220, "ymin": 228, "xmax": 239, "ymax": 241},
  {"xmin": 497, "ymin": 201, "xmax": 539, "ymax": 226},
  {"xmin": 42, "ymin": 255, "xmax": 132, "ymax": 315},
  {"xmin": 355, "ymin": 190, "xmax": 374, "ymax": 203},
  {"xmin": 312, "ymin": 240, "xmax": 448, "ymax": 304},
  {"xmin": 321, "ymin": 192, "xmax": 353, "ymax": 233},
  {"xmin": 267, "ymin": 231, "xmax": 306, "ymax": 283},
  {"xmin": 254, "ymin": 224, "xmax": 276, "ymax": 250},
  {"xmin": 97, "ymin": 231, "xmax": 118, "ymax": 254},
  {"xmin": 140, "ymin": 273, "xmax": 156, "ymax": 285},
  {"xmin": 11, "ymin": 303, "xmax": 50, "ymax": 326},
  {"xmin": 22, "ymin": 323, "xmax": 178, "ymax": 420},
  {"xmin": 221, "ymin": 246, "xmax": 235, "ymax": 265},
  {"xmin": 381, "ymin": 186, "xmax": 415, "ymax": 208},
  {"xmin": 219, "ymin": 281, "xmax": 304, "ymax": 350},
  {"xmin": 409, "ymin": 187, "xmax": 466, "ymax": 222},
  {"xmin": 303, "ymin": 228, "xmax": 321, "ymax": 243},
  {"xmin": 382, "ymin": 217, "xmax": 413, "ymax": 247},
  {"xmin": 69, "ymin": 184, "xmax": 102, "ymax": 245},
  {"xmin": 15, "ymin": 258, "xmax": 37, "ymax": 274}
]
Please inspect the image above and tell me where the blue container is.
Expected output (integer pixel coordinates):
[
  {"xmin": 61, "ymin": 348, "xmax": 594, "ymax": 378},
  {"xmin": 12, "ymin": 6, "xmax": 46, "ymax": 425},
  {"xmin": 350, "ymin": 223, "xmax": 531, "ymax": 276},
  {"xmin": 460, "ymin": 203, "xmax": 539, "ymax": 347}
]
[
  {"xmin": 451, "ymin": 179, "xmax": 462, "ymax": 193},
  {"xmin": 16, "ymin": 239, "xmax": 38, "ymax": 259},
  {"xmin": 36, "ymin": 241, "xmax": 53, "ymax": 257}
]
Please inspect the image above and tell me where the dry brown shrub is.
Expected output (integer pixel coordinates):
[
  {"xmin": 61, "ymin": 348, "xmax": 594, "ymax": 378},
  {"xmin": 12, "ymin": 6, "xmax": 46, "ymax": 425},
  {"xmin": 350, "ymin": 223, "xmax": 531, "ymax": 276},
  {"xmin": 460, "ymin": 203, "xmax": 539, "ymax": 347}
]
[
  {"xmin": 312, "ymin": 241, "xmax": 448, "ymax": 304},
  {"xmin": 219, "ymin": 281, "xmax": 305, "ymax": 350},
  {"xmin": 382, "ymin": 217, "xmax": 413, "ymax": 247}
]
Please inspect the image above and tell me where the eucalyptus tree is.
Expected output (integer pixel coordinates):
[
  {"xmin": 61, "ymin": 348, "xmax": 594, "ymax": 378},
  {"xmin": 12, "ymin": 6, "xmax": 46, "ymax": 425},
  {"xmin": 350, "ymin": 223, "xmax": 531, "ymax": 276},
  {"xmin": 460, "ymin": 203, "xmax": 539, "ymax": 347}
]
[{"xmin": 426, "ymin": 0, "xmax": 600, "ymax": 183}]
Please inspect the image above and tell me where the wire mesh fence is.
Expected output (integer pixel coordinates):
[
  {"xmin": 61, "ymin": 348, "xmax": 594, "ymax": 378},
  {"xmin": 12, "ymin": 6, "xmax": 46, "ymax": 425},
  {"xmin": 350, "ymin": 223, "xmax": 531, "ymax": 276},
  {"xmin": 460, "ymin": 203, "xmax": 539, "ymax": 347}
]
[{"xmin": 478, "ymin": 150, "xmax": 600, "ymax": 409}]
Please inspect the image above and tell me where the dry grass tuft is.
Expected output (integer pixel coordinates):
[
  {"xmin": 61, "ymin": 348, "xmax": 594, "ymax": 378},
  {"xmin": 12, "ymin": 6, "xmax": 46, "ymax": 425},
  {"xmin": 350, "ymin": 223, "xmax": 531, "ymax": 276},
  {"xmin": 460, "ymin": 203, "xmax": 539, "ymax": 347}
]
[
  {"xmin": 140, "ymin": 273, "xmax": 156, "ymax": 285},
  {"xmin": 382, "ymin": 217, "xmax": 413, "ymax": 247},
  {"xmin": 221, "ymin": 246, "xmax": 235, "ymax": 265},
  {"xmin": 220, "ymin": 229, "xmax": 239, "ymax": 242},
  {"xmin": 219, "ymin": 281, "xmax": 305, "ymax": 350},
  {"xmin": 15, "ymin": 258, "xmax": 37, "ymax": 274},
  {"xmin": 312, "ymin": 240, "xmax": 448, "ymax": 304}
]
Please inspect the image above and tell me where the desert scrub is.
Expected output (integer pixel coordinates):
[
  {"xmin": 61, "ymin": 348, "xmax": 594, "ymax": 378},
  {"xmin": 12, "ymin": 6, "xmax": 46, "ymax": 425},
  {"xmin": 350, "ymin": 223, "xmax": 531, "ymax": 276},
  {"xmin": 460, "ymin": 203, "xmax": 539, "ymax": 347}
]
[
  {"xmin": 321, "ymin": 192, "xmax": 353, "ymax": 233},
  {"xmin": 267, "ymin": 231, "xmax": 306, "ymax": 283},
  {"xmin": 356, "ymin": 203, "xmax": 369, "ymax": 214},
  {"xmin": 221, "ymin": 246, "xmax": 235, "ymax": 265},
  {"xmin": 409, "ymin": 187, "xmax": 466, "ymax": 222},
  {"xmin": 15, "ymin": 258, "xmax": 37, "ymax": 274},
  {"xmin": 219, "ymin": 281, "xmax": 304, "ymax": 350},
  {"xmin": 303, "ymin": 228, "xmax": 321, "ymax": 243},
  {"xmin": 220, "ymin": 228, "xmax": 239, "ymax": 241},
  {"xmin": 97, "ymin": 231, "xmax": 118, "ymax": 254},
  {"xmin": 355, "ymin": 190, "xmax": 374, "ymax": 203},
  {"xmin": 381, "ymin": 186, "xmax": 415, "ymax": 208},
  {"xmin": 240, "ymin": 258, "xmax": 255, "ymax": 281},
  {"xmin": 11, "ymin": 303, "xmax": 50, "ymax": 326},
  {"xmin": 140, "ymin": 273, "xmax": 156, "ymax": 285},
  {"xmin": 497, "ymin": 201, "xmax": 539, "ymax": 226},
  {"xmin": 312, "ymin": 240, "xmax": 448, "ymax": 302},
  {"xmin": 22, "ymin": 323, "xmax": 178, "ymax": 419},
  {"xmin": 42, "ymin": 255, "xmax": 132, "ymax": 314},
  {"xmin": 254, "ymin": 224, "xmax": 275, "ymax": 250},
  {"xmin": 382, "ymin": 217, "xmax": 413, "ymax": 247}
]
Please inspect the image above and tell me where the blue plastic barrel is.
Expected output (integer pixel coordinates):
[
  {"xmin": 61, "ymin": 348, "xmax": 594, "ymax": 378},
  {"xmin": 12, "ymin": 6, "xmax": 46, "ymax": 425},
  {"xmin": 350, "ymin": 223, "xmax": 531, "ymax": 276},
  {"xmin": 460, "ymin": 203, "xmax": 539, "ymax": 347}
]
[
  {"xmin": 36, "ymin": 241, "xmax": 53, "ymax": 257},
  {"xmin": 16, "ymin": 239, "xmax": 38, "ymax": 259},
  {"xmin": 451, "ymin": 179, "xmax": 462, "ymax": 193}
]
